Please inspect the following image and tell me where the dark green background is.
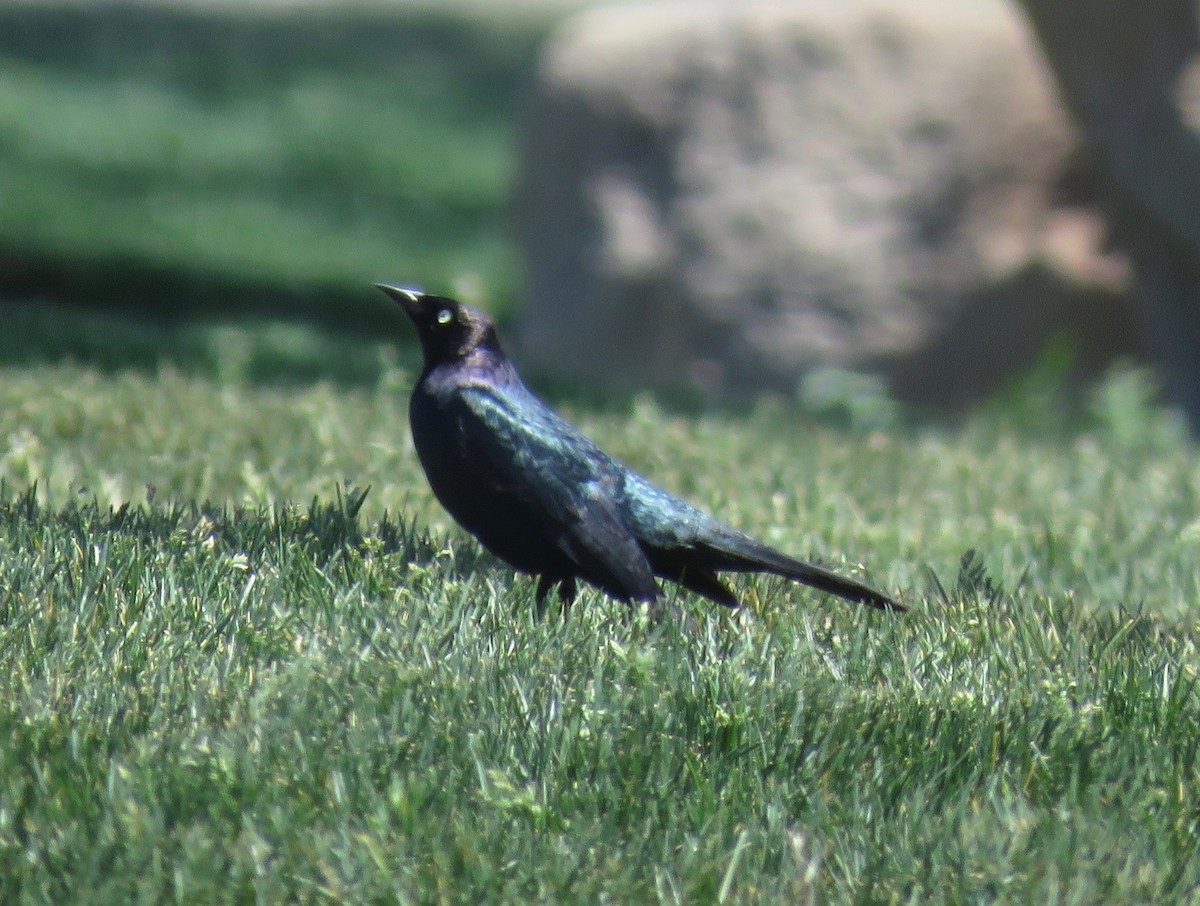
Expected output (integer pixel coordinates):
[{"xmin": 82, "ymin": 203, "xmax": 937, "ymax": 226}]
[{"xmin": 0, "ymin": 4, "xmax": 551, "ymax": 335}]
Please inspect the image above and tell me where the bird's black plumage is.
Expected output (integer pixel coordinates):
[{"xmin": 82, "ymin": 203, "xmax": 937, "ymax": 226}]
[{"xmin": 377, "ymin": 283, "xmax": 902, "ymax": 612}]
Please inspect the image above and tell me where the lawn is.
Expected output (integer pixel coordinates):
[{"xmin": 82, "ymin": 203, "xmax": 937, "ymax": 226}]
[
  {"xmin": 0, "ymin": 314, "xmax": 1197, "ymax": 902},
  {"xmin": 2, "ymin": 3, "xmax": 1199, "ymax": 902}
]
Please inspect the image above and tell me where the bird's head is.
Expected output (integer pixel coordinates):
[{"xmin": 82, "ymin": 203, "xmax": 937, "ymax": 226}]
[{"xmin": 375, "ymin": 284, "xmax": 502, "ymax": 368}]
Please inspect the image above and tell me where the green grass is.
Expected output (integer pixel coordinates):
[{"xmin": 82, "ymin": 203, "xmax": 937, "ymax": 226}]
[
  {"xmin": 0, "ymin": 4, "xmax": 553, "ymax": 325},
  {"xmin": 0, "ymin": 313, "xmax": 1198, "ymax": 903},
  {"xmin": 7, "ymin": 4, "xmax": 1194, "ymax": 900}
]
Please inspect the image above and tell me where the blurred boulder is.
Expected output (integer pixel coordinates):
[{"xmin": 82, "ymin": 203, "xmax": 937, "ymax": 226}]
[
  {"xmin": 512, "ymin": 0, "xmax": 1139, "ymax": 405},
  {"xmin": 1017, "ymin": 0, "xmax": 1200, "ymax": 432}
]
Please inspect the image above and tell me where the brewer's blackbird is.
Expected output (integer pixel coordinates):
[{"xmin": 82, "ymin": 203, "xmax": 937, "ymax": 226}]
[{"xmin": 377, "ymin": 283, "xmax": 902, "ymax": 613}]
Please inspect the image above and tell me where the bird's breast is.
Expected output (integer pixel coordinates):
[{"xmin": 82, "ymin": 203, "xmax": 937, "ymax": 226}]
[
  {"xmin": 408, "ymin": 390, "xmax": 472, "ymax": 489},
  {"xmin": 407, "ymin": 393, "xmax": 573, "ymax": 576}
]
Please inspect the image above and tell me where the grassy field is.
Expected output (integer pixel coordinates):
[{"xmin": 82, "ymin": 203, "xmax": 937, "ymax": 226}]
[
  {"xmin": 3, "ymin": 3, "xmax": 1199, "ymax": 902},
  {"xmin": 0, "ymin": 310, "xmax": 1198, "ymax": 903}
]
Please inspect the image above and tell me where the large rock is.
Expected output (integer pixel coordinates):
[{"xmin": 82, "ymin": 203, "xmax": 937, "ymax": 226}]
[
  {"xmin": 512, "ymin": 0, "xmax": 1137, "ymax": 404},
  {"xmin": 1018, "ymin": 0, "xmax": 1200, "ymax": 432}
]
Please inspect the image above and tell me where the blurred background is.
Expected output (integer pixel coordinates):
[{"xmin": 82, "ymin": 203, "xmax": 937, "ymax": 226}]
[{"xmin": 1, "ymin": 0, "xmax": 1196, "ymax": 427}]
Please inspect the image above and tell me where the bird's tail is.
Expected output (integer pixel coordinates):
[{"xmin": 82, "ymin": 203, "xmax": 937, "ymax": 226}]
[
  {"xmin": 702, "ymin": 531, "xmax": 903, "ymax": 611},
  {"xmin": 765, "ymin": 553, "xmax": 902, "ymax": 611}
]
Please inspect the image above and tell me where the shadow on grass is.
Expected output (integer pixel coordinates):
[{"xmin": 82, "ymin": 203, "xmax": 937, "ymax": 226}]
[
  {"xmin": 0, "ymin": 295, "xmax": 417, "ymax": 389},
  {"xmin": 0, "ymin": 480, "xmax": 445, "ymax": 577},
  {"xmin": 2, "ymin": 247, "xmax": 406, "ymax": 336}
]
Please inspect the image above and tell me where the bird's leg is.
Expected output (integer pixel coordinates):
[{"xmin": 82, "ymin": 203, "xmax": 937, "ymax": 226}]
[
  {"xmin": 644, "ymin": 596, "xmax": 680, "ymax": 625},
  {"xmin": 557, "ymin": 576, "xmax": 577, "ymax": 615},
  {"xmin": 535, "ymin": 574, "xmax": 554, "ymax": 617},
  {"xmin": 640, "ymin": 587, "xmax": 703, "ymax": 635},
  {"xmin": 535, "ymin": 574, "xmax": 577, "ymax": 617}
]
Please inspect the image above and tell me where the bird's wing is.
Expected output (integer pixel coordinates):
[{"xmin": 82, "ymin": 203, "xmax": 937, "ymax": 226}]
[
  {"xmin": 617, "ymin": 471, "xmax": 719, "ymax": 546},
  {"xmin": 453, "ymin": 384, "xmax": 660, "ymax": 601}
]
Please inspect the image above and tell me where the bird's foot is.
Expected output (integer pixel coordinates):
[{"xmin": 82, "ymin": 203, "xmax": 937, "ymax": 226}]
[
  {"xmin": 534, "ymin": 574, "xmax": 578, "ymax": 618},
  {"xmin": 640, "ymin": 596, "xmax": 704, "ymax": 637}
]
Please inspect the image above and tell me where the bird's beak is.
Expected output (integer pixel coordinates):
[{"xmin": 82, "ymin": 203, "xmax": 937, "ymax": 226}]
[{"xmin": 374, "ymin": 282, "xmax": 423, "ymax": 317}]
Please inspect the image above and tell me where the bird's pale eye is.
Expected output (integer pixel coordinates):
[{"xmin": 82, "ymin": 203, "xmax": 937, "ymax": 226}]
[{"xmin": 436, "ymin": 309, "xmax": 453, "ymax": 325}]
